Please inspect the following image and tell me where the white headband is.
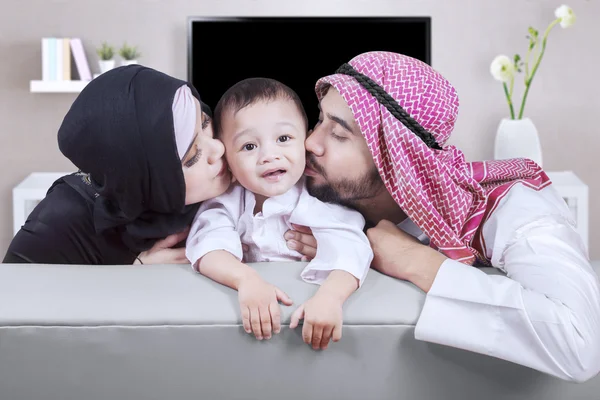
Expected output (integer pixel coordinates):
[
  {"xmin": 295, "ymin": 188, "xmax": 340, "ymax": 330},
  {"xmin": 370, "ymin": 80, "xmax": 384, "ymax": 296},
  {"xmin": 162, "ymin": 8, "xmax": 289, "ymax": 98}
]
[{"xmin": 172, "ymin": 85, "xmax": 196, "ymax": 160}]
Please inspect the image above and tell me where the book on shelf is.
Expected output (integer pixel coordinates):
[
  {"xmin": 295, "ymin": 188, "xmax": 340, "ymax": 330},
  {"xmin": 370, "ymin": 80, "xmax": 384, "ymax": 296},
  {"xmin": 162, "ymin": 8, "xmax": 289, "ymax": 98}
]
[{"xmin": 41, "ymin": 37, "xmax": 91, "ymax": 82}]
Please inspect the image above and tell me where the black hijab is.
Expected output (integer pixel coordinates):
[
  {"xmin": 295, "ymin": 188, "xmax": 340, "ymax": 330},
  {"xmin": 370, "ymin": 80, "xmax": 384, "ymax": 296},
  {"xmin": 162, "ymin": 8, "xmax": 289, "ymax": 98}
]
[{"xmin": 57, "ymin": 65, "xmax": 207, "ymax": 253}]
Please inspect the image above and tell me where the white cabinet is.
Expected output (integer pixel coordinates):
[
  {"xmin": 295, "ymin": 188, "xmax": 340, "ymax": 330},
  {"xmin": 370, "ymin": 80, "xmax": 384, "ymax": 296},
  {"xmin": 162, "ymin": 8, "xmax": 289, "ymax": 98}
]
[
  {"xmin": 12, "ymin": 172, "xmax": 70, "ymax": 236},
  {"xmin": 546, "ymin": 171, "xmax": 589, "ymax": 251}
]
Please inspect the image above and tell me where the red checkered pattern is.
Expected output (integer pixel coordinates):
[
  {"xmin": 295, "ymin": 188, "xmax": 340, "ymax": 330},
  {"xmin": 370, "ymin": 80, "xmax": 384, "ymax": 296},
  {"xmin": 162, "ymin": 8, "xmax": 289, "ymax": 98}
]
[{"xmin": 316, "ymin": 51, "xmax": 551, "ymax": 265}]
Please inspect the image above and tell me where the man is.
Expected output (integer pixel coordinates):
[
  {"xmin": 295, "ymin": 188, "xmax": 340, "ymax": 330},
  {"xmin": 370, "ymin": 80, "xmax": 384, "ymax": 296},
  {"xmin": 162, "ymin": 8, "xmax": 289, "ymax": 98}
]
[{"xmin": 285, "ymin": 51, "xmax": 600, "ymax": 382}]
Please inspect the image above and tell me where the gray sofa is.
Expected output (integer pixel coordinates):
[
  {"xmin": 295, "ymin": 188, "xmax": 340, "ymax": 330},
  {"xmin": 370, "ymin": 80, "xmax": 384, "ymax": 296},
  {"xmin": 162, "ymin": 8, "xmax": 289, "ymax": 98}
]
[{"xmin": 1, "ymin": 261, "xmax": 598, "ymax": 400}]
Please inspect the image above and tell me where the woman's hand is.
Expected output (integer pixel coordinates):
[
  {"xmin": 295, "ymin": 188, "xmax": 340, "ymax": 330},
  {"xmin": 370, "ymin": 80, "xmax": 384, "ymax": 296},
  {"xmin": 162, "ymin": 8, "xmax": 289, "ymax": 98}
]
[
  {"xmin": 135, "ymin": 227, "xmax": 190, "ymax": 265},
  {"xmin": 284, "ymin": 224, "xmax": 317, "ymax": 261}
]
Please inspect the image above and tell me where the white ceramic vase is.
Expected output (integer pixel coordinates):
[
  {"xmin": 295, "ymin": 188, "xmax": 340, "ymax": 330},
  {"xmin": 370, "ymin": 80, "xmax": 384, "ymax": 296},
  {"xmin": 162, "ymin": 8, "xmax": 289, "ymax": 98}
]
[
  {"xmin": 121, "ymin": 59, "xmax": 138, "ymax": 66},
  {"xmin": 494, "ymin": 117, "xmax": 543, "ymax": 167},
  {"xmin": 98, "ymin": 59, "xmax": 115, "ymax": 74}
]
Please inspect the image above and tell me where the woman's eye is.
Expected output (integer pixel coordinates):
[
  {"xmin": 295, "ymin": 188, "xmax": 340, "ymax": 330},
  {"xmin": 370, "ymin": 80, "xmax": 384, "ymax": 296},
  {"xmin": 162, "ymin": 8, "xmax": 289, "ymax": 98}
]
[{"xmin": 184, "ymin": 150, "xmax": 201, "ymax": 168}]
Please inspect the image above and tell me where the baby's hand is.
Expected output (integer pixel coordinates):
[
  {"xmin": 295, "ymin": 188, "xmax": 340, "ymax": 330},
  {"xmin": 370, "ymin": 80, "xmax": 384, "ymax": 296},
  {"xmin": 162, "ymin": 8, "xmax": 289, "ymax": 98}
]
[
  {"xmin": 289, "ymin": 291, "xmax": 343, "ymax": 350},
  {"xmin": 237, "ymin": 273, "xmax": 293, "ymax": 340}
]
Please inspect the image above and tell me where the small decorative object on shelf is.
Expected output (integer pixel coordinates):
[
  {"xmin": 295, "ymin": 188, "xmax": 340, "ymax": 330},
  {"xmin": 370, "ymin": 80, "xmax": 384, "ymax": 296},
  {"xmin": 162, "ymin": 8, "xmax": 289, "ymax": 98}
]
[
  {"xmin": 41, "ymin": 37, "xmax": 72, "ymax": 81},
  {"xmin": 119, "ymin": 42, "xmax": 141, "ymax": 66},
  {"xmin": 490, "ymin": 4, "xmax": 576, "ymax": 167},
  {"xmin": 31, "ymin": 37, "xmax": 92, "ymax": 93},
  {"xmin": 97, "ymin": 42, "xmax": 116, "ymax": 74}
]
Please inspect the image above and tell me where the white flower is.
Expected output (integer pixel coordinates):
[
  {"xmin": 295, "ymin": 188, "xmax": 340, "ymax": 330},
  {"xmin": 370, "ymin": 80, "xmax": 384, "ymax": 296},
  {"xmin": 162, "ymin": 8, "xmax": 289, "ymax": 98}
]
[
  {"xmin": 490, "ymin": 55, "xmax": 515, "ymax": 82},
  {"xmin": 555, "ymin": 5, "xmax": 576, "ymax": 28}
]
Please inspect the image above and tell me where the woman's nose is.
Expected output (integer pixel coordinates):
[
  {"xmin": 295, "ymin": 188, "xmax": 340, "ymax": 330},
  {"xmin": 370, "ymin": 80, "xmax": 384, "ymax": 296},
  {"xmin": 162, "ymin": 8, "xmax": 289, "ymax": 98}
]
[{"xmin": 207, "ymin": 138, "xmax": 225, "ymax": 164}]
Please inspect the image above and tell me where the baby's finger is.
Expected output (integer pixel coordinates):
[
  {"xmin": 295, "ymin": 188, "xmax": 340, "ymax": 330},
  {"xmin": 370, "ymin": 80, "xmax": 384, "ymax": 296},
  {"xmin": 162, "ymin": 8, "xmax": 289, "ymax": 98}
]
[
  {"xmin": 259, "ymin": 305, "xmax": 272, "ymax": 339},
  {"xmin": 320, "ymin": 325, "xmax": 334, "ymax": 350},
  {"xmin": 289, "ymin": 305, "xmax": 304, "ymax": 329},
  {"xmin": 269, "ymin": 302, "xmax": 281, "ymax": 334},
  {"xmin": 302, "ymin": 320, "xmax": 313, "ymax": 345},
  {"xmin": 311, "ymin": 324, "xmax": 324, "ymax": 350},
  {"xmin": 241, "ymin": 306, "xmax": 251, "ymax": 334},
  {"xmin": 332, "ymin": 322, "xmax": 343, "ymax": 342},
  {"xmin": 250, "ymin": 307, "xmax": 263, "ymax": 340}
]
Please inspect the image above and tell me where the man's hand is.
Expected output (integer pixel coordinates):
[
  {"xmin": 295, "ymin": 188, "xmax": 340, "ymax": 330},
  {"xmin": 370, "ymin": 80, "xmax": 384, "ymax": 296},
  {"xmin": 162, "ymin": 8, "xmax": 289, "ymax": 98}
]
[
  {"xmin": 135, "ymin": 227, "xmax": 190, "ymax": 264},
  {"xmin": 289, "ymin": 290, "xmax": 343, "ymax": 350},
  {"xmin": 366, "ymin": 220, "xmax": 446, "ymax": 292},
  {"xmin": 366, "ymin": 220, "xmax": 421, "ymax": 279},
  {"xmin": 284, "ymin": 224, "xmax": 317, "ymax": 262},
  {"xmin": 237, "ymin": 273, "xmax": 294, "ymax": 340}
]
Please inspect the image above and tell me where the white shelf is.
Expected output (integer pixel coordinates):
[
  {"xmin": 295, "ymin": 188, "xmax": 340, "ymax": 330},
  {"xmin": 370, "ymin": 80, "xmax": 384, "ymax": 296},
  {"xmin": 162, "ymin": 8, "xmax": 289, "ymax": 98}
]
[{"xmin": 30, "ymin": 80, "xmax": 89, "ymax": 93}]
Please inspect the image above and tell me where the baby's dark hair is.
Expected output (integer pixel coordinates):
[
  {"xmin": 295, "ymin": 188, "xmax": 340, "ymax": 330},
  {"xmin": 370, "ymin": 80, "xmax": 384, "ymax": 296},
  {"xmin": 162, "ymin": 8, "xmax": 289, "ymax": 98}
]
[{"xmin": 213, "ymin": 77, "xmax": 308, "ymax": 138}]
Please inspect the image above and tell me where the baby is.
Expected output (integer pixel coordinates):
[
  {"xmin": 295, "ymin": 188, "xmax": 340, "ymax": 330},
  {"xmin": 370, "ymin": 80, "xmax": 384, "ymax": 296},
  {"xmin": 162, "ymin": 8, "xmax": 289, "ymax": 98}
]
[{"xmin": 186, "ymin": 77, "xmax": 373, "ymax": 350}]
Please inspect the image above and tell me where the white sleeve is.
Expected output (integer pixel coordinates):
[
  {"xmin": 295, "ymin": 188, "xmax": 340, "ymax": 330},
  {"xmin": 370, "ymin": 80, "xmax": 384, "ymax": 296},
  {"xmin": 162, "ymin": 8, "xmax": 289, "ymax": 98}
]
[
  {"xmin": 185, "ymin": 185, "xmax": 245, "ymax": 270},
  {"xmin": 414, "ymin": 184, "xmax": 600, "ymax": 382},
  {"xmin": 290, "ymin": 190, "xmax": 373, "ymax": 287}
]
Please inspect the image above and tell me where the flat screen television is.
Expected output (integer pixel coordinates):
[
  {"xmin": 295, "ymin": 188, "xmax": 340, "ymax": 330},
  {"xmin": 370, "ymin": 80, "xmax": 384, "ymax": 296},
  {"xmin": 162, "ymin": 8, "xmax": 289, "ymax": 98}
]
[{"xmin": 188, "ymin": 16, "xmax": 431, "ymax": 126}]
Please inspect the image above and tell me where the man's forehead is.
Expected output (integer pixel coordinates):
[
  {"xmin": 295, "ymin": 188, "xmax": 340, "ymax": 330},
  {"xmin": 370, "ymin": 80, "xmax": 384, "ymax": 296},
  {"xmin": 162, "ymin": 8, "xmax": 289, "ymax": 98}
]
[
  {"xmin": 319, "ymin": 90, "xmax": 361, "ymax": 134},
  {"xmin": 320, "ymin": 89, "xmax": 351, "ymax": 112}
]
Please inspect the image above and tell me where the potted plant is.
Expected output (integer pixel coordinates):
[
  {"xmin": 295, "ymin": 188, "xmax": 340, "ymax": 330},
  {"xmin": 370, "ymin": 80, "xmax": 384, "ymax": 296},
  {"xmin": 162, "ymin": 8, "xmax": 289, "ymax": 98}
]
[
  {"xmin": 96, "ymin": 42, "xmax": 115, "ymax": 74},
  {"xmin": 490, "ymin": 4, "xmax": 576, "ymax": 167},
  {"xmin": 119, "ymin": 42, "xmax": 141, "ymax": 66}
]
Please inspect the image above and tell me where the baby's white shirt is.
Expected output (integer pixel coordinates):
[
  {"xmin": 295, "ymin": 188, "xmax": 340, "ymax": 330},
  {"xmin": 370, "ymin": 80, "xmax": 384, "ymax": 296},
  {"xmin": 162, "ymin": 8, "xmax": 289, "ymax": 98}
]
[{"xmin": 186, "ymin": 177, "xmax": 373, "ymax": 286}]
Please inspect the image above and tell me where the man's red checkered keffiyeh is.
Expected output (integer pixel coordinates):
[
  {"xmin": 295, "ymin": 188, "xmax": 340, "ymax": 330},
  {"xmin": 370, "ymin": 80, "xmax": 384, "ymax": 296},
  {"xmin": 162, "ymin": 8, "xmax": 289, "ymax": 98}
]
[{"xmin": 316, "ymin": 51, "xmax": 551, "ymax": 264}]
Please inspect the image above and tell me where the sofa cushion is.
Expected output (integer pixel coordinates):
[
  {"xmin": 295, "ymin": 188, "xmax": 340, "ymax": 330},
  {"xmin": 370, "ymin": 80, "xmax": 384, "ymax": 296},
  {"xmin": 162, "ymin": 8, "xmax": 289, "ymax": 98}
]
[{"xmin": 0, "ymin": 262, "xmax": 598, "ymax": 400}]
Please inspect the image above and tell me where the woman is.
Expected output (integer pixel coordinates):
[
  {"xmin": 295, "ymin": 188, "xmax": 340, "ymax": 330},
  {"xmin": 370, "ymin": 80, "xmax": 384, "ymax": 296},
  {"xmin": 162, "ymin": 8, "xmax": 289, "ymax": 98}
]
[{"xmin": 3, "ymin": 65, "xmax": 232, "ymax": 264}]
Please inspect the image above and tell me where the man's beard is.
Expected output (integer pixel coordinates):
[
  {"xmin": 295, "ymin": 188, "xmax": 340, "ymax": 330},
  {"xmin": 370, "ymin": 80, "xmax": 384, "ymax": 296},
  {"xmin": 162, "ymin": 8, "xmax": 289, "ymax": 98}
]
[{"xmin": 305, "ymin": 154, "xmax": 384, "ymax": 210}]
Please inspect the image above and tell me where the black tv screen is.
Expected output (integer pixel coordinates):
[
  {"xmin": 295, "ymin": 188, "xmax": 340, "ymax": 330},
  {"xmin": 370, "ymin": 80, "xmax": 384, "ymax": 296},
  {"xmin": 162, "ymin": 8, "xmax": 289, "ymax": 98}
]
[{"xmin": 188, "ymin": 16, "xmax": 431, "ymax": 127}]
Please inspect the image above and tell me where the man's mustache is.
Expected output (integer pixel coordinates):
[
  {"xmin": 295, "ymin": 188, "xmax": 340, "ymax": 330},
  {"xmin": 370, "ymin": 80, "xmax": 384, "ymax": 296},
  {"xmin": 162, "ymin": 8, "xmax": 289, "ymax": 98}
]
[{"xmin": 306, "ymin": 153, "xmax": 326, "ymax": 177}]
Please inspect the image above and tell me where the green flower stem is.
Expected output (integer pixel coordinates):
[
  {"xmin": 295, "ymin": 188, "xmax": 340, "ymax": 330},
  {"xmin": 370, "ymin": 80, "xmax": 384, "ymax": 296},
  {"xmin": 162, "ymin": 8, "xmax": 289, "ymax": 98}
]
[
  {"xmin": 509, "ymin": 73, "xmax": 514, "ymax": 99},
  {"xmin": 517, "ymin": 18, "xmax": 560, "ymax": 119},
  {"xmin": 503, "ymin": 81, "xmax": 515, "ymax": 119},
  {"xmin": 524, "ymin": 38, "xmax": 534, "ymax": 84}
]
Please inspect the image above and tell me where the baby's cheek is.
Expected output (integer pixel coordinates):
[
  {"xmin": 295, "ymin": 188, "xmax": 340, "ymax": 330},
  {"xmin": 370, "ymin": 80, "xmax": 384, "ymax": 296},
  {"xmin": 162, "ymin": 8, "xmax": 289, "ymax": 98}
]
[
  {"xmin": 230, "ymin": 159, "xmax": 253, "ymax": 185},
  {"xmin": 297, "ymin": 150, "xmax": 306, "ymax": 164},
  {"xmin": 229, "ymin": 154, "xmax": 247, "ymax": 174},
  {"xmin": 224, "ymin": 148, "xmax": 235, "ymax": 167},
  {"xmin": 293, "ymin": 146, "xmax": 306, "ymax": 168}
]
